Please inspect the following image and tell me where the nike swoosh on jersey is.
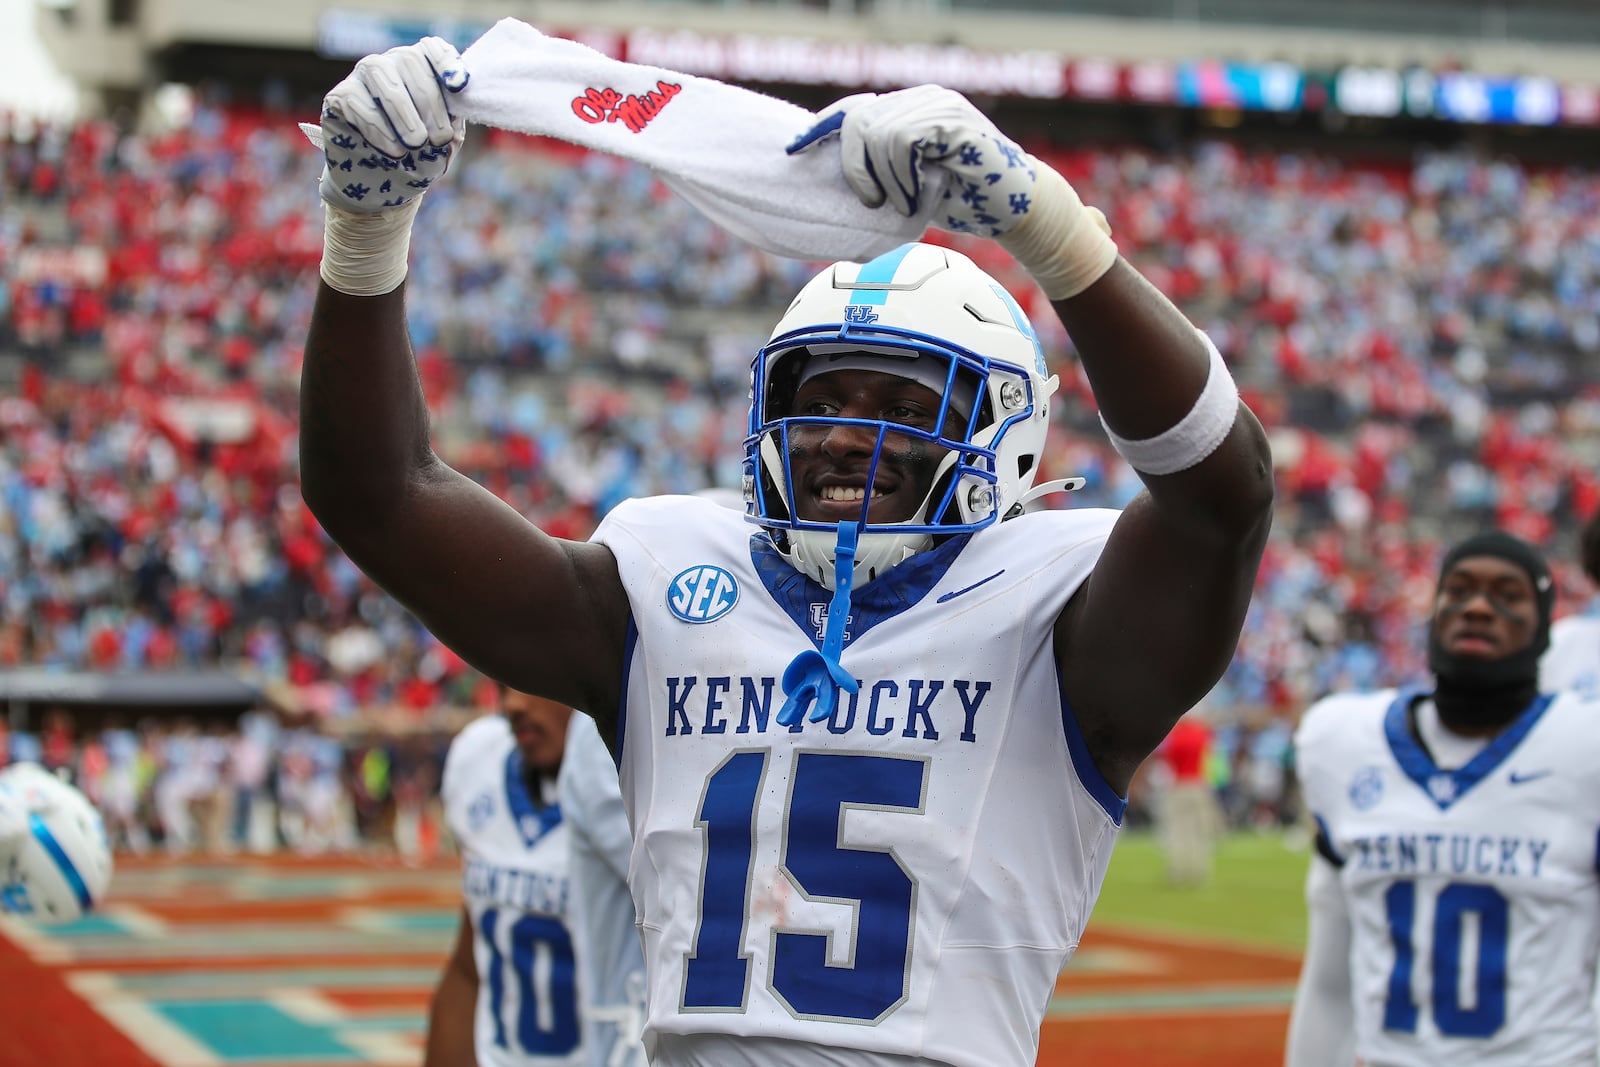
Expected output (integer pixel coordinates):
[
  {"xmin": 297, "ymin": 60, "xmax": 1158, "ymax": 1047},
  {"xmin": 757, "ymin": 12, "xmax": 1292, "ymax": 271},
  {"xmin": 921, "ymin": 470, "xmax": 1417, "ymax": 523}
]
[
  {"xmin": 1508, "ymin": 769, "xmax": 1553, "ymax": 785},
  {"xmin": 937, "ymin": 570, "xmax": 1006, "ymax": 603}
]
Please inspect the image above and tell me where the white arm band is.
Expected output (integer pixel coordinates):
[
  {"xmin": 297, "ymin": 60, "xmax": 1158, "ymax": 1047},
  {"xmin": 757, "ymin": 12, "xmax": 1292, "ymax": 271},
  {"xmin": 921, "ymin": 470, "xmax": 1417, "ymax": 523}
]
[
  {"xmin": 1100, "ymin": 333, "xmax": 1239, "ymax": 475},
  {"xmin": 319, "ymin": 200, "xmax": 421, "ymax": 297}
]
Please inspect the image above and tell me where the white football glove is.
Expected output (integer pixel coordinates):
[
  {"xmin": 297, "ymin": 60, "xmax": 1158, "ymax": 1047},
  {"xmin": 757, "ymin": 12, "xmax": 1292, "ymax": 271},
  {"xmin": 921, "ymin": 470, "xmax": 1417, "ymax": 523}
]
[
  {"xmin": 789, "ymin": 85, "xmax": 1118, "ymax": 299},
  {"xmin": 789, "ymin": 85, "xmax": 1037, "ymax": 239},
  {"xmin": 313, "ymin": 36, "xmax": 468, "ymax": 215}
]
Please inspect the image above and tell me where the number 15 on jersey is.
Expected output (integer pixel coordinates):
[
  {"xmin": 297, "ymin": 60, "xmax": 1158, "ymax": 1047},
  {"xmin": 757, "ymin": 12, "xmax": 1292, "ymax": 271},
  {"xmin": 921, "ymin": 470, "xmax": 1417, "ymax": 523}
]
[{"xmin": 681, "ymin": 750, "xmax": 929, "ymax": 1023}]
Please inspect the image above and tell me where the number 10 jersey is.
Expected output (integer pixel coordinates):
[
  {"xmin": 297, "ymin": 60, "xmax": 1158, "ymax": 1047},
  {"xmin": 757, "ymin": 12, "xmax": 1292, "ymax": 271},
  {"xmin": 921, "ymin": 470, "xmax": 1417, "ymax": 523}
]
[
  {"xmin": 1296, "ymin": 687, "xmax": 1600, "ymax": 1067},
  {"xmin": 592, "ymin": 495, "xmax": 1126, "ymax": 1067}
]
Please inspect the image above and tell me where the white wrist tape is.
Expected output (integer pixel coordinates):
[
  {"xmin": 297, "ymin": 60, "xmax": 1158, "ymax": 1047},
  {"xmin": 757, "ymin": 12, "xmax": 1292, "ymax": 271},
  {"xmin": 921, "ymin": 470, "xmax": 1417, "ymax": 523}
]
[
  {"xmin": 998, "ymin": 164, "xmax": 1119, "ymax": 301},
  {"xmin": 320, "ymin": 199, "xmax": 421, "ymax": 297},
  {"xmin": 1101, "ymin": 334, "xmax": 1240, "ymax": 475}
]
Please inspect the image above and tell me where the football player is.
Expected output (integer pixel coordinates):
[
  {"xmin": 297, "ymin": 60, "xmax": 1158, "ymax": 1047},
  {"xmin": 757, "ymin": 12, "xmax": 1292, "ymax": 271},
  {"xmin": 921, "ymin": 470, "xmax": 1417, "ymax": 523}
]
[
  {"xmin": 427, "ymin": 689, "xmax": 582, "ymax": 1067},
  {"xmin": 301, "ymin": 39, "xmax": 1273, "ymax": 1067},
  {"xmin": 1289, "ymin": 532, "xmax": 1600, "ymax": 1066}
]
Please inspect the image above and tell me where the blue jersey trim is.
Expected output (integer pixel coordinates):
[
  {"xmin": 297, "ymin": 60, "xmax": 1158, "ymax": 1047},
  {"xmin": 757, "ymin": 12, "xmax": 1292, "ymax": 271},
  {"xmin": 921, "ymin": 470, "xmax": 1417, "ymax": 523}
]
[
  {"xmin": 504, "ymin": 748, "xmax": 563, "ymax": 847},
  {"xmin": 1383, "ymin": 687, "xmax": 1555, "ymax": 811},
  {"xmin": 30, "ymin": 812, "xmax": 92, "ymax": 913},
  {"xmin": 1057, "ymin": 683, "xmax": 1127, "ymax": 826},
  {"xmin": 847, "ymin": 244, "xmax": 917, "ymax": 306},
  {"xmin": 614, "ymin": 619, "xmax": 637, "ymax": 772},
  {"xmin": 749, "ymin": 532, "xmax": 970, "ymax": 652},
  {"xmin": 1312, "ymin": 813, "xmax": 1345, "ymax": 866}
]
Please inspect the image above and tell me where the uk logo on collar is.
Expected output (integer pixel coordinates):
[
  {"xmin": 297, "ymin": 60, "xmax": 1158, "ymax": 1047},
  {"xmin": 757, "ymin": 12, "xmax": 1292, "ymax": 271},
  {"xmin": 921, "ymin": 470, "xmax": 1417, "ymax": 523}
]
[{"xmin": 669, "ymin": 565, "xmax": 740, "ymax": 623}]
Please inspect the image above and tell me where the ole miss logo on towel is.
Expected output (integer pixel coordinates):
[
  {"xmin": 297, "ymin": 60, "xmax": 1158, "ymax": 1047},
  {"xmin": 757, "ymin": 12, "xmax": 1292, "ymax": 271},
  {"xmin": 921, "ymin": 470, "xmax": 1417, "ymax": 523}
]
[{"xmin": 572, "ymin": 81, "xmax": 683, "ymax": 133}]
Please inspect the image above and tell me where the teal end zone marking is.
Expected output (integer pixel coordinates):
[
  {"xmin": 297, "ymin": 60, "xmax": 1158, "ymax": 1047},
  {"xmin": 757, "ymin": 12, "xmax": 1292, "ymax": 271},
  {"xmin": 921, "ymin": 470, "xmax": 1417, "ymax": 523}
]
[
  {"xmin": 334, "ymin": 1015, "xmax": 427, "ymax": 1034},
  {"xmin": 42, "ymin": 913, "xmax": 133, "ymax": 937},
  {"xmin": 368, "ymin": 910, "xmax": 458, "ymax": 931},
  {"xmin": 1048, "ymin": 983, "xmax": 1296, "ymax": 1017},
  {"xmin": 155, "ymin": 1000, "xmax": 357, "ymax": 1060},
  {"xmin": 847, "ymin": 243, "xmax": 916, "ymax": 306},
  {"xmin": 111, "ymin": 966, "xmax": 440, "ymax": 994}
]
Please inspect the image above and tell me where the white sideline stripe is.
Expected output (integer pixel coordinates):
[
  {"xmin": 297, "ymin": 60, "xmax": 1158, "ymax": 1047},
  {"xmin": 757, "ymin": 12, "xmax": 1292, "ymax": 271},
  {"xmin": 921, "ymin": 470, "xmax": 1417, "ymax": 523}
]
[
  {"xmin": 267, "ymin": 987, "xmax": 344, "ymax": 1024},
  {"xmin": 339, "ymin": 906, "xmax": 391, "ymax": 932},
  {"xmin": 339, "ymin": 1030, "xmax": 421, "ymax": 1065},
  {"xmin": 92, "ymin": 996, "xmax": 222, "ymax": 1067},
  {"xmin": 101, "ymin": 903, "xmax": 170, "ymax": 937},
  {"xmin": 0, "ymin": 914, "xmax": 71, "ymax": 963}
]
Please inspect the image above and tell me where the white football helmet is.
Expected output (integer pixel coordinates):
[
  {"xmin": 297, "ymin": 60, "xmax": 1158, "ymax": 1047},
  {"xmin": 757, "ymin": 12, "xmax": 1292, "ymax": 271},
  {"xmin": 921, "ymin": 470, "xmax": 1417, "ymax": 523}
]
[
  {"xmin": 0, "ymin": 763, "xmax": 113, "ymax": 924},
  {"xmin": 744, "ymin": 242, "xmax": 1059, "ymax": 589}
]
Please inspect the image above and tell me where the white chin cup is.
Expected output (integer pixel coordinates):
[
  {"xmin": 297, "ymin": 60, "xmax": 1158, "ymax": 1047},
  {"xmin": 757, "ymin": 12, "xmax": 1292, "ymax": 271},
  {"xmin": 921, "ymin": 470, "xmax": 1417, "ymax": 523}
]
[{"xmin": 789, "ymin": 527, "xmax": 931, "ymax": 591}]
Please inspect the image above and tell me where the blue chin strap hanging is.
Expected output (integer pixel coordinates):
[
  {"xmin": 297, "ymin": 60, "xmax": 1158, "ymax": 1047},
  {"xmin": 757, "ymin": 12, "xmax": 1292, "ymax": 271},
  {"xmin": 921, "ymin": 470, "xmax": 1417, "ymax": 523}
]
[{"xmin": 777, "ymin": 520, "xmax": 862, "ymax": 727}]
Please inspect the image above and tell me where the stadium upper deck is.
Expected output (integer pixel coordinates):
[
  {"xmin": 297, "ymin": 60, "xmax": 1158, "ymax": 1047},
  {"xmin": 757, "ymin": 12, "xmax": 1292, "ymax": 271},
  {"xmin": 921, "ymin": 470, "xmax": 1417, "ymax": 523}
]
[{"xmin": 31, "ymin": 0, "xmax": 1600, "ymax": 124}]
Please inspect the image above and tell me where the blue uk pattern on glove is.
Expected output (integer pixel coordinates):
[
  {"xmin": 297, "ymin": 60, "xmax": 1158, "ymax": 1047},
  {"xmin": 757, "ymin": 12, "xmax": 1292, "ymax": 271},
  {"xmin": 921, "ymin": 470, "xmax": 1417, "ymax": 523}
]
[
  {"xmin": 788, "ymin": 84, "xmax": 1040, "ymax": 239},
  {"xmin": 313, "ymin": 36, "xmax": 469, "ymax": 215}
]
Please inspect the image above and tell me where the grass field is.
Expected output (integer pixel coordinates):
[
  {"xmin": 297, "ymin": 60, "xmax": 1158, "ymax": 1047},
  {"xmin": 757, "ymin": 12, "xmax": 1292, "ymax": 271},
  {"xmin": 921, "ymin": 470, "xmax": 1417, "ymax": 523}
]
[
  {"xmin": 1035, "ymin": 830, "xmax": 1311, "ymax": 1067},
  {"xmin": 1092, "ymin": 829, "xmax": 1313, "ymax": 950}
]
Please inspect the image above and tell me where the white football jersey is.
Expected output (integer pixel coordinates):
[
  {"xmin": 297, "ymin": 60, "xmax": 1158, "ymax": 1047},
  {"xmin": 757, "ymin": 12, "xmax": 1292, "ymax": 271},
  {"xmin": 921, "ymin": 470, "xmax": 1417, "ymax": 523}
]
[
  {"xmin": 1540, "ymin": 613, "xmax": 1600, "ymax": 696},
  {"xmin": 1296, "ymin": 687, "xmax": 1600, "ymax": 1067},
  {"xmin": 442, "ymin": 716, "xmax": 584, "ymax": 1067},
  {"xmin": 591, "ymin": 494, "xmax": 1124, "ymax": 1067},
  {"xmin": 560, "ymin": 713, "xmax": 648, "ymax": 1067}
]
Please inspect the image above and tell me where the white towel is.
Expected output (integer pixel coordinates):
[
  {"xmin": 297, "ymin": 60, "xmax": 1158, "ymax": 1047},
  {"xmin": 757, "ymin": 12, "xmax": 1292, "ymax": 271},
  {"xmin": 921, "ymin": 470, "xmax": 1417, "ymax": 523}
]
[{"xmin": 453, "ymin": 18, "xmax": 943, "ymax": 262}]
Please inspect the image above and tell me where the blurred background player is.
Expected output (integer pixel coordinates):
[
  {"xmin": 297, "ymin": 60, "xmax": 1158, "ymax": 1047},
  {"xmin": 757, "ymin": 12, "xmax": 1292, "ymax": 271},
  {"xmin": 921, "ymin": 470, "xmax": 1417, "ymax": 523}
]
[
  {"xmin": 0, "ymin": 762, "xmax": 113, "ymax": 924},
  {"xmin": 1287, "ymin": 531, "xmax": 1599, "ymax": 1067},
  {"xmin": 1153, "ymin": 707, "xmax": 1222, "ymax": 886},
  {"xmin": 560, "ymin": 713, "xmax": 646, "ymax": 1067},
  {"xmin": 426, "ymin": 688, "xmax": 583, "ymax": 1067},
  {"xmin": 1540, "ymin": 509, "xmax": 1600, "ymax": 696}
]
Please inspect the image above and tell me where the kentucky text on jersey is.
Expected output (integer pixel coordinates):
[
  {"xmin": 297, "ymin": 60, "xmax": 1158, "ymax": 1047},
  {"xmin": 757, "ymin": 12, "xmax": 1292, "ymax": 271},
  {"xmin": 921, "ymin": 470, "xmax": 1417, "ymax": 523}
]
[
  {"xmin": 464, "ymin": 857, "xmax": 570, "ymax": 915},
  {"xmin": 1345, "ymin": 831, "xmax": 1551, "ymax": 878},
  {"xmin": 663, "ymin": 676, "xmax": 994, "ymax": 741}
]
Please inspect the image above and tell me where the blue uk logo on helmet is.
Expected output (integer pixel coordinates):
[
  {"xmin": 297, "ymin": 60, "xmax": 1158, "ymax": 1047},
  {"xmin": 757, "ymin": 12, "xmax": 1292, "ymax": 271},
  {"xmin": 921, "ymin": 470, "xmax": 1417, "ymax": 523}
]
[{"xmin": 668, "ymin": 565, "xmax": 740, "ymax": 624}]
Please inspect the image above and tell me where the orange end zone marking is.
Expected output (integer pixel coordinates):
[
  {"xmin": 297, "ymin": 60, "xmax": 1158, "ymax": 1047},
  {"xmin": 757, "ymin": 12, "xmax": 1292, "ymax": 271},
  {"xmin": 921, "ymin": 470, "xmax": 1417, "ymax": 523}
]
[{"xmin": 0, "ymin": 925, "xmax": 163, "ymax": 1067}]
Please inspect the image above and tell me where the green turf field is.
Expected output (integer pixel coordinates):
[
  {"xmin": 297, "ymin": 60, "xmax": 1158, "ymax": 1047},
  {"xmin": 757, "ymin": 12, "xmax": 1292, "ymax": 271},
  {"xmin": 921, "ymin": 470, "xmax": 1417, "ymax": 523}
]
[{"xmin": 1089, "ymin": 830, "xmax": 1312, "ymax": 951}]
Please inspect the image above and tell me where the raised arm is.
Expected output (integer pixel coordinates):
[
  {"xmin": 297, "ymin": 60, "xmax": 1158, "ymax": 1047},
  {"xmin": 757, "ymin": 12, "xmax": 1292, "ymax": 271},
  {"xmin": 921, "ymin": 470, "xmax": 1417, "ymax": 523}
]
[
  {"xmin": 1047, "ymin": 260, "xmax": 1272, "ymax": 791},
  {"xmin": 806, "ymin": 85, "xmax": 1273, "ymax": 791},
  {"xmin": 298, "ymin": 39, "xmax": 631, "ymax": 728}
]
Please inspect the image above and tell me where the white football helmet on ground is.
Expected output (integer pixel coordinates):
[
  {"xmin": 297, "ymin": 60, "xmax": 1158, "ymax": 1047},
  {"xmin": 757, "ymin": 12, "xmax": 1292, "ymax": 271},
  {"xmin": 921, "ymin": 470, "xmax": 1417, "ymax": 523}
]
[
  {"xmin": 0, "ymin": 762, "xmax": 113, "ymax": 924},
  {"xmin": 744, "ymin": 242, "xmax": 1060, "ymax": 589}
]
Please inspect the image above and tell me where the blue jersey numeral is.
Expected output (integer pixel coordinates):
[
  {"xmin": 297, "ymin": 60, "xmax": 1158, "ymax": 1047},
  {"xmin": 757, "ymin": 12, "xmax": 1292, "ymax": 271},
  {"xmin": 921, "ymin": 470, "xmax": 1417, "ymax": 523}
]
[
  {"xmin": 683, "ymin": 750, "xmax": 927, "ymax": 1023},
  {"xmin": 1383, "ymin": 879, "xmax": 1508, "ymax": 1038},
  {"xmin": 480, "ymin": 907, "xmax": 581, "ymax": 1054}
]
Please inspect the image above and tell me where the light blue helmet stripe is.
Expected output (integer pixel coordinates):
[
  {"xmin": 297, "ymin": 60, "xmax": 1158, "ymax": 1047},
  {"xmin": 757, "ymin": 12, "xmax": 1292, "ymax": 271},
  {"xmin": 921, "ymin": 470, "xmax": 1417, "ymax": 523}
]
[
  {"xmin": 30, "ymin": 812, "xmax": 92, "ymax": 912},
  {"xmin": 846, "ymin": 243, "xmax": 917, "ymax": 306},
  {"xmin": 989, "ymin": 283, "xmax": 1046, "ymax": 375}
]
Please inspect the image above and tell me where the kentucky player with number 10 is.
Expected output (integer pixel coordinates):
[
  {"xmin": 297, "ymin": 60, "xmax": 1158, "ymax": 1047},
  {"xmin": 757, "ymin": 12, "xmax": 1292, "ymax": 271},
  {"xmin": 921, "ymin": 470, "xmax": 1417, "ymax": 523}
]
[
  {"xmin": 1288, "ymin": 532, "xmax": 1600, "ymax": 1067},
  {"xmin": 299, "ymin": 37, "xmax": 1273, "ymax": 1067},
  {"xmin": 426, "ymin": 688, "xmax": 583, "ymax": 1067}
]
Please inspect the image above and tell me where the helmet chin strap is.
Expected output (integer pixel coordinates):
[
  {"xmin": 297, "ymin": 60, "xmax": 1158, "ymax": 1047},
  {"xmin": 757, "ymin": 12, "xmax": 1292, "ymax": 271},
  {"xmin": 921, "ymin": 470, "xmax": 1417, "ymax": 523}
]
[{"xmin": 777, "ymin": 521, "xmax": 863, "ymax": 726}]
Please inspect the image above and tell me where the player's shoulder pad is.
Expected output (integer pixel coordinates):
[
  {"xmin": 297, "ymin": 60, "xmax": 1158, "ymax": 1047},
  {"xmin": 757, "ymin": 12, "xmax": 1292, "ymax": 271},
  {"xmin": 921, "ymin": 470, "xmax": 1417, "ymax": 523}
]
[
  {"xmin": 592, "ymin": 492, "xmax": 745, "ymax": 543},
  {"xmin": 1294, "ymin": 689, "xmax": 1394, "ymax": 754},
  {"xmin": 442, "ymin": 714, "xmax": 511, "ymax": 792}
]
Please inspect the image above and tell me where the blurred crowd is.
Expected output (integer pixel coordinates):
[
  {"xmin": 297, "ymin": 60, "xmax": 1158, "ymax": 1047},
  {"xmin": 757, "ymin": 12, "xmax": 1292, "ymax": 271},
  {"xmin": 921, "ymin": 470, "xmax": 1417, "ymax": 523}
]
[
  {"xmin": 1, "ymin": 707, "xmax": 453, "ymax": 858},
  {"xmin": 1, "ymin": 96, "xmax": 1598, "ymax": 847}
]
